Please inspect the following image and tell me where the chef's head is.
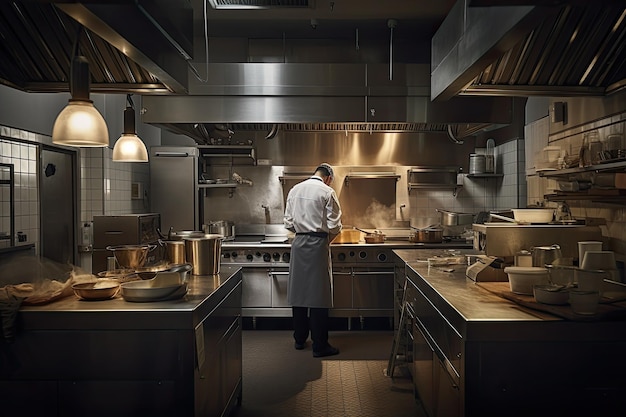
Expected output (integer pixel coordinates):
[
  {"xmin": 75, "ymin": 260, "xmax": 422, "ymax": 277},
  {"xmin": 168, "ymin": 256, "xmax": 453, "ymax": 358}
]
[{"xmin": 315, "ymin": 163, "xmax": 334, "ymax": 185}]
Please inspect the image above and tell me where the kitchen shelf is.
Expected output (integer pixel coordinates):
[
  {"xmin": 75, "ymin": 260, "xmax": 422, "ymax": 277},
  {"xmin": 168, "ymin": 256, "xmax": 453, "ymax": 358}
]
[
  {"xmin": 198, "ymin": 145, "xmax": 256, "ymax": 165},
  {"xmin": 466, "ymin": 173, "xmax": 503, "ymax": 178},
  {"xmin": 344, "ymin": 172, "xmax": 400, "ymax": 185},
  {"xmin": 545, "ymin": 189, "xmax": 626, "ymax": 205},
  {"xmin": 538, "ymin": 159, "xmax": 626, "ymax": 178}
]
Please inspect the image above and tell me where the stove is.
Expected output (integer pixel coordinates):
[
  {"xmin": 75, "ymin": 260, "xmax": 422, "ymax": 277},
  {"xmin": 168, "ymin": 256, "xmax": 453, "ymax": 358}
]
[
  {"xmin": 222, "ymin": 247, "xmax": 291, "ymax": 266},
  {"xmin": 331, "ymin": 246, "xmax": 393, "ymax": 265}
]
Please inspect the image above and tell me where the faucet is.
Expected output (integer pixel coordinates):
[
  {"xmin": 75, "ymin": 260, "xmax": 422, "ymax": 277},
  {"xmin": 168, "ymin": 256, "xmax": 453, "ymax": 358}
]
[{"xmin": 262, "ymin": 204, "xmax": 270, "ymax": 224}]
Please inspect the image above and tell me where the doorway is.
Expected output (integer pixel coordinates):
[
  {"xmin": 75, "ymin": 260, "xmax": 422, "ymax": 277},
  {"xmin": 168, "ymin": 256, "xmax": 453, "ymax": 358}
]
[{"xmin": 40, "ymin": 147, "xmax": 77, "ymax": 265}]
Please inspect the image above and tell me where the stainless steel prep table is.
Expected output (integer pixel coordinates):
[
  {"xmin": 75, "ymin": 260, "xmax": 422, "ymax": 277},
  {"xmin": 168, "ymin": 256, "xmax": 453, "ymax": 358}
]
[
  {"xmin": 1, "ymin": 266, "xmax": 243, "ymax": 417},
  {"xmin": 393, "ymin": 249, "xmax": 626, "ymax": 417}
]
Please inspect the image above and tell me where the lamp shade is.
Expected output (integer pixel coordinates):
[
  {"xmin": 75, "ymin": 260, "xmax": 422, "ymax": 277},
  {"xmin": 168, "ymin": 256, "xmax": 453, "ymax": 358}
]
[
  {"xmin": 112, "ymin": 133, "xmax": 149, "ymax": 162},
  {"xmin": 112, "ymin": 105, "xmax": 148, "ymax": 162},
  {"xmin": 52, "ymin": 56, "xmax": 109, "ymax": 147},
  {"xmin": 52, "ymin": 100, "xmax": 109, "ymax": 147}
]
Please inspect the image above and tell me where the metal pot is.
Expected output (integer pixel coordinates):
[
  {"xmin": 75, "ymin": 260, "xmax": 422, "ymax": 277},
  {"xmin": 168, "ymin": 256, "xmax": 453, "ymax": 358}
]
[
  {"xmin": 160, "ymin": 239, "xmax": 186, "ymax": 264},
  {"xmin": 184, "ymin": 234, "xmax": 223, "ymax": 275},
  {"xmin": 168, "ymin": 230, "xmax": 205, "ymax": 240},
  {"xmin": 436, "ymin": 208, "xmax": 475, "ymax": 226},
  {"xmin": 531, "ymin": 244, "xmax": 563, "ymax": 267},
  {"xmin": 364, "ymin": 231, "xmax": 385, "ymax": 244},
  {"xmin": 204, "ymin": 220, "xmax": 235, "ymax": 240},
  {"xmin": 410, "ymin": 227, "xmax": 443, "ymax": 243}
]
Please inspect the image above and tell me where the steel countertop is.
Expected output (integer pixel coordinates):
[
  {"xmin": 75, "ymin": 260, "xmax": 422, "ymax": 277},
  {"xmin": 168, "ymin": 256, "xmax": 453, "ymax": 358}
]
[{"xmin": 17, "ymin": 265, "xmax": 242, "ymax": 330}]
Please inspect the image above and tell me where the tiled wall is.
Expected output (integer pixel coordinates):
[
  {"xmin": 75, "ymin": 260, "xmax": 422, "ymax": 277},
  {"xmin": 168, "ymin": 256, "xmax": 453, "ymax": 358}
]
[
  {"xmin": 0, "ymin": 135, "xmax": 39, "ymax": 250},
  {"xmin": 409, "ymin": 139, "xmax": 527, "ymax": 227},
  {"xmin": 1, "ymin": 125, "xmax": 150, "ymax": 260}
]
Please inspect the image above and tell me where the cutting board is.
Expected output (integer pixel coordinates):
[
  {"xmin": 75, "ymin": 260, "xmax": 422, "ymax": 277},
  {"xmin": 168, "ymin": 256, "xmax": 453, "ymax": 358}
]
[{"xmin": 476, "ymin": 281, "xmax": 626, "ymax": 321}]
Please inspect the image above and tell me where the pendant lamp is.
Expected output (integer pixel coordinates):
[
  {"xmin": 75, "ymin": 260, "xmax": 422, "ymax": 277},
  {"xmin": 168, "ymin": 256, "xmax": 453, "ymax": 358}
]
[
  {"xmin": 112, "ymin": 95, "xmax": 148, "ymax": 162},
  {"xmin": 52, "ymin": 55, "xmax": 109, "ymax": 147}
]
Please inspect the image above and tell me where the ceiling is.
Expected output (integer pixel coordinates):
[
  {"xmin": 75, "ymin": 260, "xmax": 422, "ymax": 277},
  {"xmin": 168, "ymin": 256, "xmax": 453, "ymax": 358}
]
[{"xmin": 1, "ymin": 1, "xmax": 625, "ymax": 98}]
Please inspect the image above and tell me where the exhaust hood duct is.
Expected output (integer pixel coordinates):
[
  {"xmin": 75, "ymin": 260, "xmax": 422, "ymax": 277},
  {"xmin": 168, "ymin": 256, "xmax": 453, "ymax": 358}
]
[
  {"xmin": 432, "ymin": 1, "xmax": 626, "ymax": 99},
  {"xmin": 208, "ymin": 0, "xmax": 312, "ymax": 9},
  {"xmin": 56, "ymin": 0, "xmax": 193, "ymax": 94}
]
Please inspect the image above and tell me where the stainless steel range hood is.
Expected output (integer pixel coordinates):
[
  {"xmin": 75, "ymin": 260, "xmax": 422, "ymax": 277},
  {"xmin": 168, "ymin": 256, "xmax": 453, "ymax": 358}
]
[
  {"xmin": 142, "ymin": 63, "xmax": 512, "ymax": 142},
  {"xmin": 0, "ymin": 1, "xmax": 193, "ymax": 94},
  {"xmin": 432, "ymin": 0, "xmax": 626, "ymax": 100}
]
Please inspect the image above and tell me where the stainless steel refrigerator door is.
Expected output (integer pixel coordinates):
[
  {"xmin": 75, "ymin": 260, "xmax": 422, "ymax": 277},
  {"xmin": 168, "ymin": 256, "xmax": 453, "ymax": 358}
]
[{"xmin": 150, "ymin": 147, "xmax": 199, "ymax": 232}]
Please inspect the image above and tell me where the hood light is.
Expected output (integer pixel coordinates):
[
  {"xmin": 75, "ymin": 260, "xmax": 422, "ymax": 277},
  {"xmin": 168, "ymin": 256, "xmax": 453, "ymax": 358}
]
[
  {"xmin": 113, "ymin": 95, "xmax": 148, "ymax": 162},
  {"xmin": 52, "ymin": 55, "xmax": 109, "ymax": 147}
]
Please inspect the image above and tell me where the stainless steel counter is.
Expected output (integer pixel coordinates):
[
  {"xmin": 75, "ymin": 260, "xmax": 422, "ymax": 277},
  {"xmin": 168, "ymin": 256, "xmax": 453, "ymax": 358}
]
[
  {"xmin": 18, "ymin": 265, "xmax": 242, "ymax": 330},
  {"xmin": 2, "ymin": 266, "xmax": 243, "ymax": 417},
  {"xmin": 393, "ymin": 248, "xmax": 626, "ymax": 417}
]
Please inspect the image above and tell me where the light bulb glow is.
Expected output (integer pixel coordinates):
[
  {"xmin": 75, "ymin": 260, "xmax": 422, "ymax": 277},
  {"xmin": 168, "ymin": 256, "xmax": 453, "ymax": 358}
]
[
  {"xmin": 112, "ymin": 133, "xmax": 149, "ymax": 162},
  {"xmin": 52, "ymin": 100, "xmax": 109, "ymax": 147}
]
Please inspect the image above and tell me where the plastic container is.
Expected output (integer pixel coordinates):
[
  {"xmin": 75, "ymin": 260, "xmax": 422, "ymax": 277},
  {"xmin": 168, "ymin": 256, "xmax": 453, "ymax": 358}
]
[{"xmin": 504, "ymin": 266, "xmax": 550, "ymax": 295}]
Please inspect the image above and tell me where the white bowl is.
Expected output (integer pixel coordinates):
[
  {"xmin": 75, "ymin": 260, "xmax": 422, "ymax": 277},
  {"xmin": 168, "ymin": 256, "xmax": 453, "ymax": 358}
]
[
  {"xmin": 569, "ymin": 290, "xmax": 600, "ymax": 315},
  {"xmin": 533, "ymin": 284, "xmax": 569, "ymax": 305},
  {"xmin": 512, "ymin": 209, "xmax": 554, "ymax": 224},
  {"xmin": 504, "ymin": 266, "xmax": 550, "ymax": 295}
]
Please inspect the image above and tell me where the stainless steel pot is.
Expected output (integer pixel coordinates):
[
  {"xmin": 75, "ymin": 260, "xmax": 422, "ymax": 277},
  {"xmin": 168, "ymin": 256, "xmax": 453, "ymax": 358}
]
[
  {"xmin": 436, "ymin": 208, "xmax": 474, "ymax": 226},
  {"xmin": 531, "ymin": 244, "xmax": 563, "ymax": 267},
  {"xmin": 204, "ymin": 220, "xmax": 235, "ymax": 240},
  {"xmin": 184, "ymin": 234, "xmax": 223, "ymax": 275},
  {"xmin": 409, "ymin": 227, "xmax": 443, "ymax": 243},
  {"xmin": 160, "ymin": 239, "xmax": 186, "ymax": 264}
]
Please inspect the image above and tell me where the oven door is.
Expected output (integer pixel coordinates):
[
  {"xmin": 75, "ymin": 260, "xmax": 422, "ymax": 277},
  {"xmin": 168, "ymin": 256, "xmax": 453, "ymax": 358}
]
[
  {"xmin": 270, "ymin": 268, "xmax": 290, "ymax": 307},
  {"xmin": 352, "ymin": 266, "xmax": 395, "ymax": 310},
  {"xmin": 240, "ymin": 266, "xmax": 272, "ymax": 308}
]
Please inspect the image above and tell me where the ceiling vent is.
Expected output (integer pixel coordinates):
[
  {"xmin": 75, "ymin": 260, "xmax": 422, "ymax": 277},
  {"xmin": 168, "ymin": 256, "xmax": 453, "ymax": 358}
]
[{"xmin": 208, "ymin": 0, "xmax": 312, "ymax": 9}]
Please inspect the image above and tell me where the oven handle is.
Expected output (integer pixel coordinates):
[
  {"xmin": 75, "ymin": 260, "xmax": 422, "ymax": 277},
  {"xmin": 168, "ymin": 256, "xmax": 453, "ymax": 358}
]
[
  {"xmin": 351, "ymin": 271, "xmax": 395, "ymax": 276},
  {"xmin": 269, "ymin": 271, "xmax": 290, "ymax": 276}
]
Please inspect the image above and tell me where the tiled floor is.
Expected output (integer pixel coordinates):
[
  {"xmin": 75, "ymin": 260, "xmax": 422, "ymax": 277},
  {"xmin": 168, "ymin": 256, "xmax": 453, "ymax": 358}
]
[{"xmin": 233, "ymin": 330, "xmax": 425, "ymax": 417}]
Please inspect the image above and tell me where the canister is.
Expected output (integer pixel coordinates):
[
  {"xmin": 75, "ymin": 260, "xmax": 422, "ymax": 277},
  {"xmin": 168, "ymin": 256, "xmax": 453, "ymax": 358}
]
[
  {"xmin": 469, "ymin": 154, "xmax": 486, "ymax": 174},
  {"xmin": 515, "ymin": 250, "xmax": 533, "ymax": 267}
]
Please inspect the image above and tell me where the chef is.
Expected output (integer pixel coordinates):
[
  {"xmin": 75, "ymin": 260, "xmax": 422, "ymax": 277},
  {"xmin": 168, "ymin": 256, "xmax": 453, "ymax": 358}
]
[{"xmin": 283, "ymin": 163, "xmax": 342, "ymax": 357}]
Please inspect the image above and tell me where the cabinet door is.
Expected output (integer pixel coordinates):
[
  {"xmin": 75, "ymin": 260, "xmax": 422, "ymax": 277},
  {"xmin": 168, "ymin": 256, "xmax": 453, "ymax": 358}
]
[
  {"xmin": 332, "ymin": 268, "xmax": 353, "ymax": 308},
  {"xmin": 270, "ymin": 268, "xmax": 290, "ymax": 307},
  {"xmin": 433, "ymin": 358, "xmax": 461, "ymax": 417},
  {"xmin": 412, "ymin": 318, "xmax": 434, "ymax": 417},
  {"xmin": 352, "ymin": 267, "xmax": 394, "ymax": 309},
  {"xmin": 242, "ymin": 267, "xmax": 272, "ymax": 307}
]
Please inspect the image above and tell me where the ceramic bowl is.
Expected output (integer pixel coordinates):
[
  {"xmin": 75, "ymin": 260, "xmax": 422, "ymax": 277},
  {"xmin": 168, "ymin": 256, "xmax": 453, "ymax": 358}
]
[{"xmin": 533, "ymin": 284, "xmax": 569, "ymax": 305}]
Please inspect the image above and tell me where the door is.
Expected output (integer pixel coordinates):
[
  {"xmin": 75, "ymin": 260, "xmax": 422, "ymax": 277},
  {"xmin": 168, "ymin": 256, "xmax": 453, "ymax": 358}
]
[
  {"xmin": 41, "ymin": 148, "xmax": 76, "ymax": 265},
  {"xmin": 270, "ymin": 268, "xmax": 290, "ymax": 307}
]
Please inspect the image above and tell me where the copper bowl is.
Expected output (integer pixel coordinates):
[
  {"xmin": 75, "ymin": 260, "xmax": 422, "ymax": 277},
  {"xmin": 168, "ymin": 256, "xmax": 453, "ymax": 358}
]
[
  {"xmin": 106, "ymin": 244, "xmax": 155, "ymax": 269},
  {"xmin": 72, "ymin": 279, "xmax": 120, "ymax": 301}
]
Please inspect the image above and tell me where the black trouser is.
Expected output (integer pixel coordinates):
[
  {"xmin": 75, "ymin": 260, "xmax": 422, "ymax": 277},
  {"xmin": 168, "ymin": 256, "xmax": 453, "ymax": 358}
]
[{"xmin": 292, "ymin": 306, "xmax": 329, "ymax": 352}]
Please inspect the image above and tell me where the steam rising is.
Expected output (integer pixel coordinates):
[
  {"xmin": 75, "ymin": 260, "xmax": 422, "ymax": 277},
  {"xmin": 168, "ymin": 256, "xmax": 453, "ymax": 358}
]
[{"xmin": 352, "ymin": 199, "xmax": 396, "ymax": 229}]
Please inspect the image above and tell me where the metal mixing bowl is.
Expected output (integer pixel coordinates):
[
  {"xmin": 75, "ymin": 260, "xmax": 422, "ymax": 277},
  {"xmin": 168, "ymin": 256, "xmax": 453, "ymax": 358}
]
[{"xmin": 72, "ymin": 280, "xmax": 120, "ymax": 301}]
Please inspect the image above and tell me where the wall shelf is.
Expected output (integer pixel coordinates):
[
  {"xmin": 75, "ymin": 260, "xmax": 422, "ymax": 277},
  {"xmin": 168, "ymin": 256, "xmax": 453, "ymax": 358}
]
[
  {"xmin": 538, "ymin": 160, "xmax": 626, "ymax": 178},
  {"xmin": 466, "ymin": 173, "xmax": 503, "ymax": 178},
  {"xmin": 198, "ymin": 145, "xmax": 256, "ymax": 165},
  {"xmin": 344, "ymin": 172, "xmax": 400, "ymax": 186}
]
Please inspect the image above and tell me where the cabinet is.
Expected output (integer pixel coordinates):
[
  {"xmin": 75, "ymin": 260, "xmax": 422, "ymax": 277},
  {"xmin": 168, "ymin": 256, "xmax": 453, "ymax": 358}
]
[
  {"xmin": 406, "ymin": 276, "xmax": 462, "ymax": 417},
  {"xmin": 408, "ymin": 167, "xmax": 461, "ymax": 196}
]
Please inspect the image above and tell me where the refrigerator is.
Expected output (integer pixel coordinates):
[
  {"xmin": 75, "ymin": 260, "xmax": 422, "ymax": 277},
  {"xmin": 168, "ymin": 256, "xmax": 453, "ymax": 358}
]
[{"xmin": 150, "ymin": 146, "xmax": 202, "ymax": 233}]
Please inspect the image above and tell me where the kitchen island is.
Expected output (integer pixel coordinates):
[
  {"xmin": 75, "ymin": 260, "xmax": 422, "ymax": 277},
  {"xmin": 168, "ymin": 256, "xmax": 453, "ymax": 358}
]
[
  {"xmin": 0, "ymin": 266, "xmax": 242, "ymax": 417},
  {"xmin": 393, "ymin": 249, "xmax": 626, "ymax": 417}
]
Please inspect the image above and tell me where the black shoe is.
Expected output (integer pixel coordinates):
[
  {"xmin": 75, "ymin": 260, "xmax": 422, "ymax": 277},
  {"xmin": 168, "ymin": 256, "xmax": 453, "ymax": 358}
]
[
  {"xmin": 313, "ymin": 346, "xmax": 339, "ymax": 358},
  {"xmin": 294, "ymin": 341, "xmax": 306, "ymax": 350}
]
